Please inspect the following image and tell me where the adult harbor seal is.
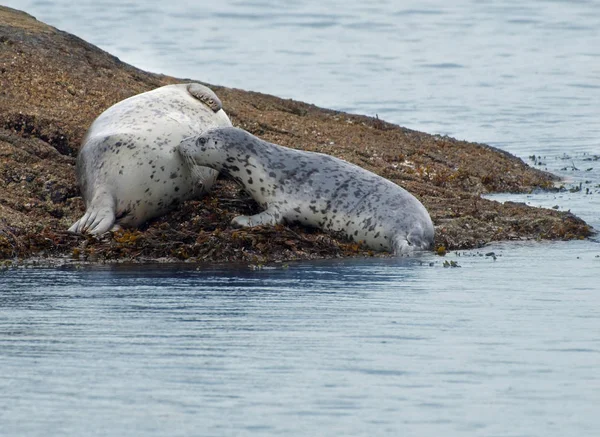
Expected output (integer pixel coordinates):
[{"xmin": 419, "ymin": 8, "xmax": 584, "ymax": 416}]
[
  {"xmin": 178, "ymin": 127, "xmax": 435, "ymax": 254},
  {"xmin": 68, "ymin": 83, "xmax": 232, "ymax": 234}
]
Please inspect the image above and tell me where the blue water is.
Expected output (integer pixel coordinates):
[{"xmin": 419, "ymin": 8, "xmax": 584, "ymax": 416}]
[
  {"xmin": 2, "ymin": 0, "xmax": 600, "ymax": 435},
  {"xmin": 2, "ymin": 255, "xmax": 599, "ymax": 436}
]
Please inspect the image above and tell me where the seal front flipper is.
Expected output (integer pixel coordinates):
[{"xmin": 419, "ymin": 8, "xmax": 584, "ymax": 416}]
[
  {"xmin": 231, "ymin": 206, "xmax": 284, "ymax": 228},
  {"xmin": 68, "ymin": 192, "xmax": 116, "ymax": 235},
  {"xmin": 68, "ymin": 209, "xmax": 115, "ymax": 235},
  {"xmin": 186, "ymin": 83, "xmax": 223, "ymax": 113}
]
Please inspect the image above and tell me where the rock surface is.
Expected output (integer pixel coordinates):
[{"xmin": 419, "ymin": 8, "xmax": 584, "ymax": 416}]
[{"xmin": 0, "ymin": 6, "xmax": 592, "ymax": 263}]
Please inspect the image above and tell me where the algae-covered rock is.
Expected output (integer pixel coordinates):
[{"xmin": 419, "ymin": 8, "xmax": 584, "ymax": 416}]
[{"xmin": 0, "ymin": 6, "xmax": 591, "ymax": 263}]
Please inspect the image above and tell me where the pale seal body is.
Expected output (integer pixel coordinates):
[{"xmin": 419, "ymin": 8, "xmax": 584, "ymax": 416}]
[
  {"xmin": 69, "ymin": 83, "xmax": 231, "ymax": 234},
  {"xmin": 179, "ymin": 127, "xmax": 434, "ymax": 254}
]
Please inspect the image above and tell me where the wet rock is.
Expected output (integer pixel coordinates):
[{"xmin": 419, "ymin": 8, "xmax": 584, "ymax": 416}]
[{"xmin": 0, "ymin": 6, "xmax": 593, "ymax": 262}]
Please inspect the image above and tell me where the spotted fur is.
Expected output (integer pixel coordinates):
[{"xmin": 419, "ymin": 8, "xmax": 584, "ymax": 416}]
[
  {"xmin": 68, "ymin": 83, "xmax": 231, "ymax": 234},
  {"xmin": 179, "ymin": 127, "xmax": 434, "ymax": 254}
]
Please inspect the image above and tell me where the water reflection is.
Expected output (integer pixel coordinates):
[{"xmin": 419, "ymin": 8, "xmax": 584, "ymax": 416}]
[{"xmin": 1, "ymin": 248, "xmax": 599, "ymax": 435}]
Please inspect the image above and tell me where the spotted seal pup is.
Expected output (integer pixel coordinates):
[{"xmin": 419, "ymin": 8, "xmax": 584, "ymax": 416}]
[
  {"xmin": 68, "ymin": 83, "xmax": 232, "ymax": 234},
  {"xmin": 178, "ymin": 127, "xmax": 434, "ymax": 254}
]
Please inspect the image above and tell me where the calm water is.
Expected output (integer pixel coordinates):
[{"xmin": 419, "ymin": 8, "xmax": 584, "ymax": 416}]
[
  {"xmin": 2, "ymin": 0, "xmax": 600, "ymax": 435},
  {"xmin": 1, "ymin": 254, "xmax": 599, "ymax": 436}
]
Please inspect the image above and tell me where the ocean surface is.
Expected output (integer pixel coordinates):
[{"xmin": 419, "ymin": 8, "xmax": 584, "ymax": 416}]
[{"xmin": 1, "ymin": 1, "xmax": 599, "ymax": 436}]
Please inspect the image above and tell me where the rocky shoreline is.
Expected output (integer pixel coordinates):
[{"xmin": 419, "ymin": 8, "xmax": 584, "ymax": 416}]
[{"xmin": 0, "ymin": 6, "xmax": 592, "ymax": 264}]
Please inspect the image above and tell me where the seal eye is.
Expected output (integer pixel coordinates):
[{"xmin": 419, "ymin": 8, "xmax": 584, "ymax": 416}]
[{"xmin": 197, "ymin": 137, "xmax": 207, "ymax": 146}]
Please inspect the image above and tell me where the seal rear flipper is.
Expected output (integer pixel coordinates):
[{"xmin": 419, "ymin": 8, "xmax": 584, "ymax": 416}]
[
  {"xmin": 186, "ymin": 83, "xmax": 222, "ymax": 113},
  {"xmin": 392, "ymin": 237, "xmax": 412, "ymax": 256},
  {"xmin": 231, "ymin": 206, "xmax": 284, "ymax": 228},
  {"xmin": 392, "ymin": 226, "xmax": 434, "ymax": 255}
]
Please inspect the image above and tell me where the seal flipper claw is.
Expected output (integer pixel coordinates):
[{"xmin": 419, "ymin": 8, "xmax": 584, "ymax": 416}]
[
  {"xmin": 68, "ymin": 193, "xmax": 115, "ymax": 235},
  {"xmin": 69, "ymin": 209, "xmax": 115, "ymax": 235},
  {"xmin": 231, "ymin": 206, "xmax": 284, "ymax": 228},
  {"xmin": 88, "ymin": 214, "xmax": 115, "ymax": 235},
  {"xmin": 68, "ymin": 211, "xmax": 93, "ymax": 234},
  {"xmin": 187, "ymin": 83, "xmax": 222, "ymax": 113}
]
